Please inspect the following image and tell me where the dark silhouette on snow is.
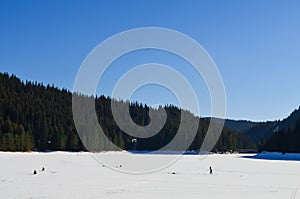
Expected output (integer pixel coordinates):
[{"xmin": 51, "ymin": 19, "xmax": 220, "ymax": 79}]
[
  {"xmin": 209, "ymin": 166, "xmax": 213, "ymax": 175},
  {"xmin": 41, "ymin": 167, "xmax": 45, "ymax": 171},
  {"xmin": 33, "ymin": 170, "xmax": 37, "ymax": 175},
  {"xmin": 168, "ymin": 171, "xmax": 176, "ymax": 175}
]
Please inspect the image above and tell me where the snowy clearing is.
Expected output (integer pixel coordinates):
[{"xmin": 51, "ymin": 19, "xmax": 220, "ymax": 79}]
[{"xmin": 0, "ymin": 151, "xmax": 299, "ymax": 199}]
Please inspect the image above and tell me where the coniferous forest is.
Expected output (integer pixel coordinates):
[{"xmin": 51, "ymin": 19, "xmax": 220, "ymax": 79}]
[
  {"xmin": 260, "ymin": 118, "xmax": 300, "ymax": 153},
  {"xmin": 0, "ymin": 72, "xmax": 294, "ymax": 152}
]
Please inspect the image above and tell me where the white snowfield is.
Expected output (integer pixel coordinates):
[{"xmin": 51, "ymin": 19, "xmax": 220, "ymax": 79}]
[{"xmin": 0, "ymin": 151, "xmax": 299, "ymax": 199}]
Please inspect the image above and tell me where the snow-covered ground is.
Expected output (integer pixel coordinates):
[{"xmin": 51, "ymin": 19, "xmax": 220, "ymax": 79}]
[{"xmin": 0, "ymin": 151, "xmax": 299, "ymax": 199}]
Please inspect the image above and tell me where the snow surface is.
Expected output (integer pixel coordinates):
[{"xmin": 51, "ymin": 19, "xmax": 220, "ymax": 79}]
[{"xmin": 0, "ymin": 151, "xmax": 299, "ymax": 199}]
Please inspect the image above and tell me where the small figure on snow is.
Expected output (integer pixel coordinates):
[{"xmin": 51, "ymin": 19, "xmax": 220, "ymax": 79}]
[
  {"xmin": 33, "ymin": 170, "xmax": 37, "ymax": 175},
  {"xmin": 167, "ymin": 171, "xmax": 176, "ymax": 175},
  {"xmin": 209, "ymin": 166, "xmax": 213, "ymax": 175},
  {"xmin": 41, "ymin": 167, "xmax": 45, "ymax": 171}
]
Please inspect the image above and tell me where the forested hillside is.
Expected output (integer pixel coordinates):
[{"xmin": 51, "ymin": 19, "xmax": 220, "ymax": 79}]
[
  {"xmin": 260, "ymin": 109, "xmax": 300, "ymax": 153},
  {"xmin": 220, "ymin": 107, "xmax": 300, "ymax": 153},
  {"xmin": 206, "ymin": 118, "xmax": 279, "ymax": 147},
  {"xmin": 0, "ymin": 73, "xmax": 254, "ymax": 152}
]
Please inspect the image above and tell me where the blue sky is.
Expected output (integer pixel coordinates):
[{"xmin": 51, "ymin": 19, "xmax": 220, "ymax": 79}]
[{"xmin": 0, "ymin": 0, "xmax": 299, "ymax": 121}]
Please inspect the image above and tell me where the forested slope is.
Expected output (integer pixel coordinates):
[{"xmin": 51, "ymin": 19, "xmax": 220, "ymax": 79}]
[{"xmin": 0, "ymin": 73, "xmax": 254, "ymax": 152}]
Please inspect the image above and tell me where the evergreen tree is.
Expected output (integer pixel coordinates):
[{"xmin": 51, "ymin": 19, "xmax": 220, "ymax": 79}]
[{"xmin": 39, "ymin": 119, "xmax": 49, "ymax": 151}]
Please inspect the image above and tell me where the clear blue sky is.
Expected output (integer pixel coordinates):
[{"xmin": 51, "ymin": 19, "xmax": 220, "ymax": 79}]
[{"xmin": 0, "ymin": 0, "xmax": 299, "ymax": 121}]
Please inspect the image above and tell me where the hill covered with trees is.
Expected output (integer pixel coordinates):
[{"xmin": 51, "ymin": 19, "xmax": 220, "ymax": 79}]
[
  {"xmin": 0, "ymin": 72, "xmax": 255, "ymax": 152},
  {"xmin": 220, "ymin": 107, "xmax": 300, "ymax": 153},
  {"xmin": 259, "ymin": 108, "xmax": 300, "ymax": 153}
]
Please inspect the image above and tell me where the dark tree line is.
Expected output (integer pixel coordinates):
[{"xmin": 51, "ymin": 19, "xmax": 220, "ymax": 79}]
[
  {"xmin": 259, "ymin": 117, "xmax": 300, "ymax": 153},
  {"xmin": 0, "ymin": 73, "xmax": 254, "ymax": 152},
  {"xmin": 0, "ymin": 73, "xmax": 81, "ymax": 151}
]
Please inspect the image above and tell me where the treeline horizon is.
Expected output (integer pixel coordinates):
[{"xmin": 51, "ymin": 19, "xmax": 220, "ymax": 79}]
[{"xmin": 0, "ymin": 72, "xmax": 283, "ymax": 152}]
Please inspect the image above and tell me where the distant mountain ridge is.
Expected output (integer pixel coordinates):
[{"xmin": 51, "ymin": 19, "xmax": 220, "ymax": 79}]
[
  {"xmin": 206, "ymin": 107, "xmax": 300, "ymax": 146},
  {"xmin": 224, "ymin": 119, "xmax": 259, "ymax": 133}
]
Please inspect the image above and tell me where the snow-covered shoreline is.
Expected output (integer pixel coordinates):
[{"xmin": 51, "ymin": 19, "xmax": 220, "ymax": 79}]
[{"xmin": 1, "ymin": 151, "xmax": 300, "ymax": 198}]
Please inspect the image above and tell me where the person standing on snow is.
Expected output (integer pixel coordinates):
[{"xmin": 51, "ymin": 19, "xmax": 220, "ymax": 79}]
[{"xmin": 209, "ymin": 166, "xmax": 213, "ymax": 175}]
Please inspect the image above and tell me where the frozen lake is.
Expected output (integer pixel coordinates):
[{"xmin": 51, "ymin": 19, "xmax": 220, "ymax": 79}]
[{"xmin": 0, "ymin": 151, "xmax": 299, "ymax": 199}]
